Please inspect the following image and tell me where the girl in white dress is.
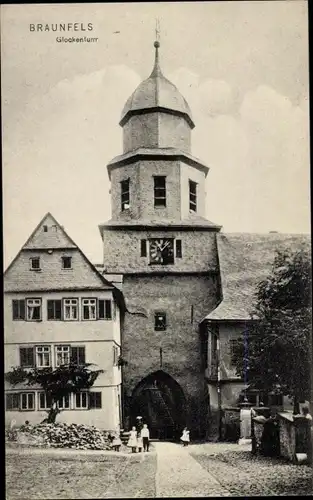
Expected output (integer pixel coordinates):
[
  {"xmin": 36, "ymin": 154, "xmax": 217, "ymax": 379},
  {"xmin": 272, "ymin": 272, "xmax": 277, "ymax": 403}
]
[
  {"xmin": 112, "ymin": 433, "xmax": 122, "ymax": 452},
  {"xmin": 181, "ymin": 427, "xmax": 190, "ymax": 446},
  {"xmin": 127, "ymin": 426, "xmax": 138, "ymax": 453}
]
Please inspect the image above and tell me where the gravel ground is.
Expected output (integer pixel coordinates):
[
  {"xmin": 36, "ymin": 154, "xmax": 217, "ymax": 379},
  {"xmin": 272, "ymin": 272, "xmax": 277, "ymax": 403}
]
[
  {"xmin": 191, "ymin": 450, "xmax": 313, "ymax": 496},
  {"xmin": 6, "ymin": 450, "xmax": 157, "ymax": 499}
]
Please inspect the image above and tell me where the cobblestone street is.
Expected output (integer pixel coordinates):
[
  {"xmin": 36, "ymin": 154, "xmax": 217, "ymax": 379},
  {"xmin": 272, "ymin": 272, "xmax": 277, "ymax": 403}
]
[{"xmin": 6, "ymin": 441, "xmax": 313, "ymax": 498}]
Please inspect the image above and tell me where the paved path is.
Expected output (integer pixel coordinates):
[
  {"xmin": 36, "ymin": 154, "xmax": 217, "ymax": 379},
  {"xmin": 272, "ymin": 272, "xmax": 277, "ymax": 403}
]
[{"xmin": 154, "ymin": 442, "xmax": 230, "ymax": 497}]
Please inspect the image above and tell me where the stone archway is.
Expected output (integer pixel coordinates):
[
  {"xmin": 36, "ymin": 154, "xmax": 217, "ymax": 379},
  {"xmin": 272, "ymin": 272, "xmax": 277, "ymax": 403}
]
[{"xmin": 130, "ymin": 370, "xmax": 186, "ymax": 441}]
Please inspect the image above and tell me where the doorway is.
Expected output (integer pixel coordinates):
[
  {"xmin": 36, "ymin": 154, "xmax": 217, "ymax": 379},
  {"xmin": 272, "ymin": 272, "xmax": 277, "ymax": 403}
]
[{"xmin": 130, "ymin": 371, "xmax": 186, "ymax": 441}]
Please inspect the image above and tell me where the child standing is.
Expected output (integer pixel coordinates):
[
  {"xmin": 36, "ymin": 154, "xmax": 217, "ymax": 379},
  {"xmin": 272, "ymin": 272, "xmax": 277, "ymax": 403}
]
[
  {"xmin": 137, "ymin": 433, "xmax": 143, "ymax": 452},
  {"xmin": 112, "ymin": 433, "xmax": 122, "ymax": 452},
  {"xmin": 141, "ymin": 424, "xmax": 150, "ymax": 452},
  {"xmin": 127, "ymin": 426, "xmax": 138, "ymax": 453},
  {"xmin": 181, "ymin": 427, "xmax": 190, "ymax": 447}
]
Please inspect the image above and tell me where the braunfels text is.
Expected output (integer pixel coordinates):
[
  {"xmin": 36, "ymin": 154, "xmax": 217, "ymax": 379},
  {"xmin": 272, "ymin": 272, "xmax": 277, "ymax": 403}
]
[{"xmin": 30, "ymin": 23, "xmax": 93, "ymax": 32}]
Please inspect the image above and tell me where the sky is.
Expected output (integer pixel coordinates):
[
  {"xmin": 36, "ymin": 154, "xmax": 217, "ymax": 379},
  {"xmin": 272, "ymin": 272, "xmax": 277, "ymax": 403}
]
[{"xmin": 1, "ymin": 1, "xmax": 310, "ymax": 268}]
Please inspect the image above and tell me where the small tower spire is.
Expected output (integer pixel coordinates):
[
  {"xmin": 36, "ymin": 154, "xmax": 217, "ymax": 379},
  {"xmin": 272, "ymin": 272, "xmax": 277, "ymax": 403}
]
[{"xmin": 151, "ymin": 19, "xmax": 162, "ymax": 77}]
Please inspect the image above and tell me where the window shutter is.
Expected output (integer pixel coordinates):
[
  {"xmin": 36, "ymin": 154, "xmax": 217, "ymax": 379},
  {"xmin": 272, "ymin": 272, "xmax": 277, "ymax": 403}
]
[
  {"xmin": 98, "ymin": 300, "xmax": 105, "ymax": 319},
  {"xmin": 71, "ymin": 346, "xmax": 85, "ymax": 365},
  {"xmin": 20, "ymin": 347, "xmax": 34, "ymax": 367},
  {"xmin": 12, "ymin": 300, "xmax": 19, "ymax": 319},
  {"xmin": 20, "ymin": 300, "xmax": 25, "ymax": 319},
  {"xmin": 176, "ymin": 240, "xmax": 182, "ymax": 258},
  {"xmin": 47, "ymin": 300, "xmax": 54, "ymax": 320},
  {"xmin": 89, "ymin": 392, "xmax": 102, "ymax": 409},
  {"xmin": 55, "ymin": 300, "xmax": 62, "ymax": 319},
  {"xmin": 105, "ymin": 300, "xmax": 112, "ymax": 320},
  {"xmin": 13, "ymin": 300, "xmax": 25, "ymax": 320},
  {"xmin": 141, "ymin": 239, "xmax": 147, "ymax": 257}
]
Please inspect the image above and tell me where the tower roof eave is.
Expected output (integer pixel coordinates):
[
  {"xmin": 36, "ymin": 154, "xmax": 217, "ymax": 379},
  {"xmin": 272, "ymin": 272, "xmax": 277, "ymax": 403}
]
[{"xmin": 106, "ymin": 147, "xmax": 209, "ymax": 179}]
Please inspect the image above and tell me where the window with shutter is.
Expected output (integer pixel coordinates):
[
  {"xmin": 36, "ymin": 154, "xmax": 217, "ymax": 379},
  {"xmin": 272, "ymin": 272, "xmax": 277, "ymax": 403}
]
[
  {"xmin": 70, "ymin": 346, "xmax": 85, "ymax": 365},
  {"xmin": 12, "ymin": 300, "xmax": 25, "ymax": 320},
  {"xmin": 47, "ymin": 300, "xmax": 62, "ymax": 320},
  {"xmin": 20, "ymin": 347, "xmax": 35, "ymax": 367},
  {"xmin": 6, "ymin": 393, "xmax": 20, "ymax": 410},
  {"xmin": 89, "ymin": 392, "xmax": 102, "ymax": 409}
]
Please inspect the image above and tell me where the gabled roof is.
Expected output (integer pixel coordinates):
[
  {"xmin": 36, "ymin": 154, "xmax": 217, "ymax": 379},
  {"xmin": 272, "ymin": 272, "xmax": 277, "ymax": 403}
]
[
  {"xmin": 4, "ymin": 212, "xmax": 116, "ymax": 294},
  {"xmin": 22, "ymin": 212, "xmax": 77, "ymax": 250},
  {"xmin": 204, "ymin": 232, "xmax": 311, "ymax": 322}
]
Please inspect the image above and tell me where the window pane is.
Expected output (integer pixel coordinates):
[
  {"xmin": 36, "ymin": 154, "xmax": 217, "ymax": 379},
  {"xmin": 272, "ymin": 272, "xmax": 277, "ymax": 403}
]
[
  {"xmin": 82, "ymin": 393, "xmax": 87, "ymax": 408},
  {"xmin": 83, "ymin": 305, "xmax": 89, "ymax": 319},
  {"xmin": 21, "ymin": 394, "xmax": 27, "ymax": 409},
  {"xmin": 28, "ymin": 394, "xmax": 34, "ymax": 409},
  {"xmin": 154, "ymin": 176, "xmax": 166, "ymax": 188},
  {"xmin": 154, "ymin": 197, "xmax": 166, "ymax": 207},
  {"xmin": 39, "ymin": 393, "xmax": 45, "ymax": 409},
  {"xmin": 75, "ymin": 393, "xmax": 80, "ymax": 407}
]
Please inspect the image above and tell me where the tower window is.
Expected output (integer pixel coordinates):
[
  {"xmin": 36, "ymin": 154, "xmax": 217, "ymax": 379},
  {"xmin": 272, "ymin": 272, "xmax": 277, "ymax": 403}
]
[
  {"xmin": 189, "ymin": 180, "xmax": 197, "ymax": 212},
  {"xmin": 155, "ymin": 312, "xmax": 167, "ymax": 331},
  {"xmin": 154, "ymin": 176, "xmax": 166, "ymax": 207},
  {"xmin": 121, "ymin": 179, "xmax": 130, "ymax": 211}
]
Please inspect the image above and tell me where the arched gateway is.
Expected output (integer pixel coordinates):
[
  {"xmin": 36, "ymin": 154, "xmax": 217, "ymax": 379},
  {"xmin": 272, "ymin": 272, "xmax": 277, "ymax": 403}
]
[{"xmin": 130, "ymin": 371, "xmax": 186, "ymax": 441}]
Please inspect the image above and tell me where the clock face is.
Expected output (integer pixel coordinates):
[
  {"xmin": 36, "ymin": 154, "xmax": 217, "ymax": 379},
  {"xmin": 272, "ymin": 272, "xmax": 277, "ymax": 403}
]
[{"xmin": 149, "ymin": 238, "xmax": 174, "ymax": 265}]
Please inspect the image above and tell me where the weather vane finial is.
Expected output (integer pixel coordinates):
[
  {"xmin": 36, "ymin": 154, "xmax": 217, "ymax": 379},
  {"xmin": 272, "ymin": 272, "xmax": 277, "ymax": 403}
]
[
  {"xmin": 155, "ymin": 18, "xmax": 160, "ymax": 47},
  {"xmin": 151, "ymin": 18, "xmax": 161, "ymax": 76}
]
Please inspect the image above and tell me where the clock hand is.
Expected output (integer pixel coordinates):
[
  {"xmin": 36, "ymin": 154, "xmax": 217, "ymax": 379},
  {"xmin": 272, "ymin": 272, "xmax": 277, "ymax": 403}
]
[{"xmin": 161, "ymin": 241, "xmax": 170, "ymax": 252}]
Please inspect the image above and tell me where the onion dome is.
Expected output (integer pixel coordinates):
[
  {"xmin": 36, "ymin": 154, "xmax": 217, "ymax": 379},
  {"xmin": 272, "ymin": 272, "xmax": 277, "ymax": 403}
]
[{"xmin": 120, "ymin": 41, "xmax": 195, "ymax": 129}]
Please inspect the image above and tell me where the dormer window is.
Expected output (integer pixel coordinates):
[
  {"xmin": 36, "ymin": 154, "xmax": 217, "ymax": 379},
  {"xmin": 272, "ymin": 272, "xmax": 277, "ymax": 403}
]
[
  {"xmin": 189, "ymin": 180, "xmax": 197, "ymax": 212},
  {"xmin": 121, "ymin": 179, "xmax": 130, "ymax": 211},
  {"xmin": 62, "ymin": 256, "xmax": 72, "ymax": 269},
  {"xmin": 30, "ymin": 257, "xmax": 41, "ymax": 271}
]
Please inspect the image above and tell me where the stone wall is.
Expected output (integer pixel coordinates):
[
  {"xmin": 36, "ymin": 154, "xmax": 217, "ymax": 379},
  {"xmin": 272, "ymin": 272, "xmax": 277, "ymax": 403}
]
[{"xmin": 121, "ymin": 273, "xmax": 220, "ymax": 438}]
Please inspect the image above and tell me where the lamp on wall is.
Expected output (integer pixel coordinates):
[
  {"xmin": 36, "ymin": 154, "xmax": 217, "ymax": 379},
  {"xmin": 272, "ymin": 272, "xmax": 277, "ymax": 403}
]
[{"xmin": 47, "ymin": 249, "xmax": 53, "ymax": 254}]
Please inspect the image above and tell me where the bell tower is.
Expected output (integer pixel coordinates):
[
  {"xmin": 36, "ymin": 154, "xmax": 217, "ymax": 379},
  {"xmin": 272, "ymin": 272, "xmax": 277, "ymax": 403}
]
[{"xmin": 99, "ymin": 39, "xmax": 222, "ymax": 439}]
